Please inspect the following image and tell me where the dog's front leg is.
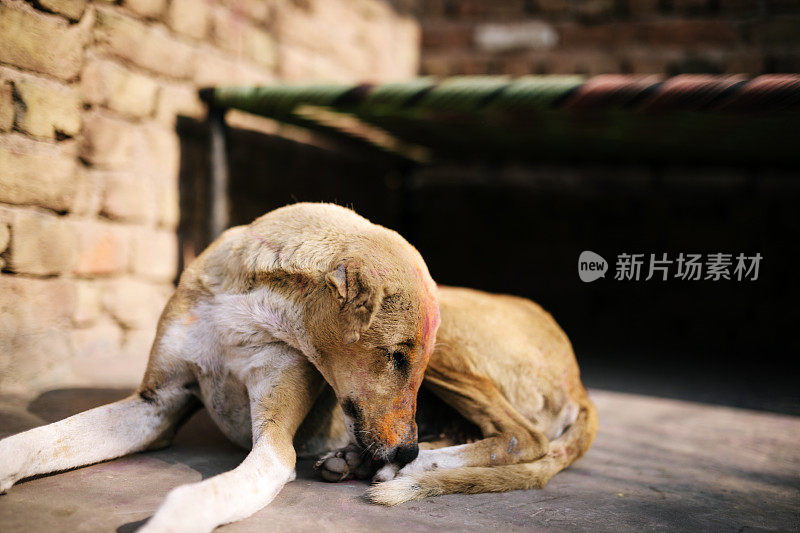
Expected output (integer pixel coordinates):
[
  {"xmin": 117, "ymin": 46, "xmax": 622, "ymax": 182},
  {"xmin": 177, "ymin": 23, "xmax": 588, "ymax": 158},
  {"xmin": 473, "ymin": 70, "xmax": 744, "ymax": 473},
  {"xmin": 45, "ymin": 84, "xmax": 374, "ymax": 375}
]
[
  {"xmin": 140, "ymin": 346, "xmax": 323, "ymax": 533},
  {"xmin": 0, "ymin": 385, "xmax": 197, "ymax": 493}
]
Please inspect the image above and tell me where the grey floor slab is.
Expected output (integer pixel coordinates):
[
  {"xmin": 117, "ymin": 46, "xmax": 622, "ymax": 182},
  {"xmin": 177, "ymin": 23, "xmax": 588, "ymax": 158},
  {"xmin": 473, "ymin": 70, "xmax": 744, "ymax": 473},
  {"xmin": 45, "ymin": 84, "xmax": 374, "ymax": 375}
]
[{"xmin": 0, "ymin": 388, "xmax": 798, "ymax": 532}]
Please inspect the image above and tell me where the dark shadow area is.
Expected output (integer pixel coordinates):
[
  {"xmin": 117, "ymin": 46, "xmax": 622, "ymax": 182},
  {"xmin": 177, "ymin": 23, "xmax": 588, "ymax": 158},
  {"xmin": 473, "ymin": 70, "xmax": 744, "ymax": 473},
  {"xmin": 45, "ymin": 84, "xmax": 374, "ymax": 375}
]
[
  {"xmin": 18, "ymin": 387, "xmax": 239, "ymax": 450},
  {"xmin": 174, "ymin": 115, "xmax": 799, "ymax": 416},
  {"xmin": 27, "ymin": 388, "xmax": 132, "ymax": 423},
  {"xmin": 406, "ymin": 165, "xmax": 800, "ymax": 415}
]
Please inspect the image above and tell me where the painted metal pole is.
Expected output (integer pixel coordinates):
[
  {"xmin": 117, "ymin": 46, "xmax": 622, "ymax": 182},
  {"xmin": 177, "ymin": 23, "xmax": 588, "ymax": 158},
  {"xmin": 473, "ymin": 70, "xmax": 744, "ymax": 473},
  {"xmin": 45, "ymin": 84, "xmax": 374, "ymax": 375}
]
[{"xmin": 207, "ymin": 105, "xmax": 229, "ymax": 241}]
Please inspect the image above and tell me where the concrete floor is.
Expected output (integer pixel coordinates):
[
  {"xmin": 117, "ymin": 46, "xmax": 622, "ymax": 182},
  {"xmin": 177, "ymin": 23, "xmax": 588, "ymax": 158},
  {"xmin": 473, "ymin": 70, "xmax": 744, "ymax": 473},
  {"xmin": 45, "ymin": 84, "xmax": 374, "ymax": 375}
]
[{"xmin": 0, "ymin": 388, "xmax": 798, "ymax": 532}]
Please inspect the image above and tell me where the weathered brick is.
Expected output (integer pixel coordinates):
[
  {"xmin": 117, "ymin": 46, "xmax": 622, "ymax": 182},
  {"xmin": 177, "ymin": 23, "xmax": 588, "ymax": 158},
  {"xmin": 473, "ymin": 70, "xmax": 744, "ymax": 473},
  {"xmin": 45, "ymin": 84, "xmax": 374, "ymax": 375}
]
[
  {"xmin": 275, "ymin": 0, "xmax": 418, "ymax": 82},
  {"xmin": 420, "ymin": 54, "xmax": 453, "ymax": 76},
  {"xmin": 220, "ymin": 0, "xmax": 271, "ymax": 23},
  {"xmin": 421, "ymin": 22, "xmax": 473, "ymax": 50},
  {"xmin": 449, "ymin": 0, "xmax": 526, "ymax": 19},
  {"xmin": 68, "ymin": 323, "xmax": 152, "ymax": 387},
  {"xmin": 519, "ymin": 49, "xmax": 620, "ymax": 75},
  {"xmin": 396, "ymin": 0, "xmax": 445, "ymax": 17},
  {"xmin": 73, "ymin": 220, "xmax": 130, "ymax": 276},
  {"xmin": 642, "ymin": 19, "xmax": 740, "ymax": 46},
  {"xmin": 120, "ymin": 328, "xmax": 156, "ymax": 365},
  {"xmin": 36, "ymin": 0, "xmax": 87, "ymax": 21},
  {"xmin": 70, "ymin": 320, "xmax": 149, "ymax": 388},
  {"xmin": 0, "ymin": 81, "xmax": 13, "ymax": 132},
  {"xmin": 158, "ymin": 181, "xmax": 180, "ymax": 229},
  {"xmin": 270, "ymin": 1, "xmax": 360, "ymax": 58},
  {"xmin": 131, "ymin": 124, "xmax": 180, "ymax": 183},
  {"xmin": 0, "ymin": 223, "xmax": 9, "ymax": 253},
  {"xmin": 0, "ymin": 274, "xmax": 75, "ymax": 391},
  {"xmin": 82, "ymin": 59, "xmax": 158, "ymax": 118},
  {"xmin": 101, "ymin": 171, "xmax": 155, "ymax": 223},
  {"xmin": 167, "ymin": 0, "xmax": 210, "ymax": 39},
  {"xmin": 0, "ymin": 209, "xmax": 79, "ymax": 275},
  {"xmin": 155, "ymin": 82, "xmax": 206, "ymax": 126},
  {"xmin": 12, "ymin": 77, "xmax": 81, "ymax": 139},
  {"xmin": 624, "ymin": 48, "xmax": 683, "ymax": 74},
  {"xmin": 194, "ymin": 47, "xmax": 275, "ymax": 85},
  {"xmin": 558, "ymin": 22, "xmax": 640, "ymax": 48},
  {"xmin": 210, "ymin": 7, "xmax": 277, "ymax": 68},
  {"xmin": 80, "ymin": 112, "xmax": 136, "ymax": 167},
  {"xmin": 0, "ymin": 4, "xmax": 92, "ymax": 80},
  {"xmin": 123, "ymin": 0, "xmax": 166, "ymax": 18},
  {"xmin": 0, "ymin": 328, "xmax": 73, "ymax": 392},
  {"xmin": 131, "ymin": 228, "xmax": 178, "ymax": 282},
  {"xmin": 276, "ymin": 44, "xmax": 353, "ymax": 82},
  {"xmin": 73, "ymin": 279, "xmax": 102, "ymax": 327},
  {"xmin": 102, "ymin": 278, "xmax": 170, "ymax": 329},
  {"xmin": 0, "ymin": 275, "xmax": 75, "ymax": 332},
  {"xmin": 94, "ymin": 8, "xmax": 196, "ymax": 78},
  {"xmin": 0, "ymin": 135, "xmax": 78, "ymax": 211},
  {"xmin": 71, "ymin": 168, "xmax": 104, "ymax": 217},
  {"xmin": 71, "ymin": 317, "xmax": 121, "ymax": 355}
]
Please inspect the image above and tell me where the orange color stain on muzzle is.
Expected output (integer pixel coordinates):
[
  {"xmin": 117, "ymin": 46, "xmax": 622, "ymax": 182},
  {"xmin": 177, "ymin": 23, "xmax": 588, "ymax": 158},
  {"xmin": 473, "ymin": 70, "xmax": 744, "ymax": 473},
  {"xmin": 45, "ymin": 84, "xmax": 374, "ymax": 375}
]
[{"xmin": 375, "ymin": 265, "xmax": 440, "ymax": 448}]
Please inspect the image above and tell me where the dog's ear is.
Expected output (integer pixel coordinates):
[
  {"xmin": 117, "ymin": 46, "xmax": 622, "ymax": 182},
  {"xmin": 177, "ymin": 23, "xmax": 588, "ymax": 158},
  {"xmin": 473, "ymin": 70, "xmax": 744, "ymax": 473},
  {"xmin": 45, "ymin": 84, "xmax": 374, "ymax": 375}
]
[{"xmin": 325, "ymin": 260, "xmax": 381, "ymax": 344}]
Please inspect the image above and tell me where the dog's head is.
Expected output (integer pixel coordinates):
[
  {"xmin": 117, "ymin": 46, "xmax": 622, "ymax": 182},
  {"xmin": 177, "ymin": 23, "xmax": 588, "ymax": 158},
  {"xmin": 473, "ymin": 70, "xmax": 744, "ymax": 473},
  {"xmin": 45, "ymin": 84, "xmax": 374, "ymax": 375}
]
[{"xmin": 305, "ymin": 231, "xmax": 440, "ymax": 466}]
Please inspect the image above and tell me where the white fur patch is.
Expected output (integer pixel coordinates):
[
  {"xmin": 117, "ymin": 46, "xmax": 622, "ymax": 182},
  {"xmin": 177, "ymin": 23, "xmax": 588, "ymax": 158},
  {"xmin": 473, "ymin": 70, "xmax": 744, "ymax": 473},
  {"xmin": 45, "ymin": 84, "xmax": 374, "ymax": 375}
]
[
  {"xmin": 365, "ymin": 476, "xmax": 421, "ymax": 506},
  {"xmin": 397, "ymin": 446, "xmax": 466, "ymax": 476}
]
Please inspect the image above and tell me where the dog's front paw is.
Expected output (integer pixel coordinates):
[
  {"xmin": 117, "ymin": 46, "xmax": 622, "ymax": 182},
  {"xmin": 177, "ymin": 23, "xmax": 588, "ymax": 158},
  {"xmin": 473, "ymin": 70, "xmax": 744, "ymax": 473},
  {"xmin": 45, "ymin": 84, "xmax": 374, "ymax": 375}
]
[
  {"xmin": 371, "ymin": 463, "xmax": 399, "ymax": 482},
  {"xmin": 371, "ymin": 453, "xmax": 430, "ymax": 483},
  {"xmin": 314, "ymin": 445, "xmax": 376, "ymax": 482}
]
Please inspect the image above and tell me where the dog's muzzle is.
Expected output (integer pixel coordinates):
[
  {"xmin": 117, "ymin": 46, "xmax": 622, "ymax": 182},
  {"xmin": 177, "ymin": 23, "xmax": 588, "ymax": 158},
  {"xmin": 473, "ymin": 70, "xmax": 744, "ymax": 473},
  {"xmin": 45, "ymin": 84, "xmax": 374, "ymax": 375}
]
[{"xmin": 388, "ymin": 443, "xmax": 419, "ymax": 467}]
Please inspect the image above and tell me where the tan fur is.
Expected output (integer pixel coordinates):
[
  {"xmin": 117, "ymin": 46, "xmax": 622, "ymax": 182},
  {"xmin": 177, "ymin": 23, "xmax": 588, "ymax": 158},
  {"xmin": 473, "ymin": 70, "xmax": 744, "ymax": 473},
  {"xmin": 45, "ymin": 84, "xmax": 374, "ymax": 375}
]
[{"xmin": 365, "ymin": 287, "xmax": 597, "ymax": 504}]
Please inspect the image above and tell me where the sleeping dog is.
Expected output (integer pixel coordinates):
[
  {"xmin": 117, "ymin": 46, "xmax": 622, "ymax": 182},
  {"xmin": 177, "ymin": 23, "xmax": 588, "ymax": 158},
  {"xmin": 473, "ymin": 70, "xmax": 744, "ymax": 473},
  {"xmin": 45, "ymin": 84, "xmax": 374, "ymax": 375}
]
[{"xmin": 0, "ymin": 203, "xmax": 597, "ymax": 531}]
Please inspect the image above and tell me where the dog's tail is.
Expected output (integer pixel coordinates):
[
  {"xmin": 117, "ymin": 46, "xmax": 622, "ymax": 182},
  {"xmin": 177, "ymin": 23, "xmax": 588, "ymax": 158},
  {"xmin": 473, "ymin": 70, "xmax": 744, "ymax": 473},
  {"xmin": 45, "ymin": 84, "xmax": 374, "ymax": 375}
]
[{"xmin": 366, "ymin": 399, "xmax": 598, "ymax": 506}]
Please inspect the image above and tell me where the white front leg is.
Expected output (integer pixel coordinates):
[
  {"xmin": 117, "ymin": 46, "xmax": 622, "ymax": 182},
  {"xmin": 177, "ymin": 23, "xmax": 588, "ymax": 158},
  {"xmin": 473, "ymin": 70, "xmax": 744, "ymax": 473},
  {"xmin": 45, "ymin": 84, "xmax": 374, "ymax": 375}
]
[
  {"xmin": 139, "ymin": 343, "xmax": 323, "ymax": 533},
  {"xmin": 139, "ymin": 438, "xmax": 295, "ymax": 533}
]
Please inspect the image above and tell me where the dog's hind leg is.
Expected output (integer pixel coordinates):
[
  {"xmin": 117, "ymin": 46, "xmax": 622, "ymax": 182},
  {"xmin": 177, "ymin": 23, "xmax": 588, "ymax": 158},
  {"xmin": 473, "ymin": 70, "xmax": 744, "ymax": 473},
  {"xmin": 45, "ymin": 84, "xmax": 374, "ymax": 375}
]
[
  {"xmin": 0, "ymin": 375, "xmax": 198, "ymax": 493},
  {"xmin": 139, "ymin": 345, "xmax": 323, "ymax": 533},
  {"xmin": 372, "ymin": 367, "xmax": 551, "ymax": 487},
  {"xmin": 367, "ymin": 400, "xmax": 597, "ymax": 505}
]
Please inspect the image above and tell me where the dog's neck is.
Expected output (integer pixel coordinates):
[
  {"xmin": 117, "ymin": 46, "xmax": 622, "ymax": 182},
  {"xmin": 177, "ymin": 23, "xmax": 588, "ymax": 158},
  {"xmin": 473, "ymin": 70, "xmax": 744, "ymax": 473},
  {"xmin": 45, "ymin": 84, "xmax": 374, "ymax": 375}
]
[
  {"xmin": 208, "ymin": 281, "xmax": 319, "ymax": 359},
  {"xmin": 196, "ymin": 228, "xmax": 338, "ymax": 362}
]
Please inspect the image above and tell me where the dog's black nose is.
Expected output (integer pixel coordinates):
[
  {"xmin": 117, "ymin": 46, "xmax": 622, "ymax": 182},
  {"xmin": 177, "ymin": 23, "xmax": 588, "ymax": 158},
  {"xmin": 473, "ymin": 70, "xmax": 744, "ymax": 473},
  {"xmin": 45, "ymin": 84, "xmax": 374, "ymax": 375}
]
[{"xmin": 392, "ymin": 443, "xmax": 419, "ymax": 467}]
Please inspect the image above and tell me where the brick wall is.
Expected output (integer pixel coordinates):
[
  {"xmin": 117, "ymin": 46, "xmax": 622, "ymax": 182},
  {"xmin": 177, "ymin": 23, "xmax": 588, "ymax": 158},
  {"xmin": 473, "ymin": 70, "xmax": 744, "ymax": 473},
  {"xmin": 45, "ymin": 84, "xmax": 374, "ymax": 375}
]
[
  {"xmin": 393, "ymin": 0, "xmax": 800, "ymax": 76},
  {"xmin": 0, "ymin": 0, "xmax": 419, "ymax": 393}
]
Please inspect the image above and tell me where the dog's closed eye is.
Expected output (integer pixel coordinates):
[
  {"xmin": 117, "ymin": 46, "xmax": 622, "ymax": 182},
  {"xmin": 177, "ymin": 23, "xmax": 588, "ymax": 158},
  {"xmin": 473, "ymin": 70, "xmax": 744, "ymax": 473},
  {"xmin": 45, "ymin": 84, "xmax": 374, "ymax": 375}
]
[
  {"xmin": 380, "ymin": 348, "xmax": 409, "ymax": 373},
  {"xmin": 389, "ymin": 351, "xmax": 408, "ymax": 372}
]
